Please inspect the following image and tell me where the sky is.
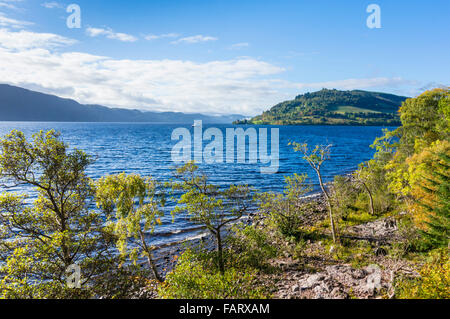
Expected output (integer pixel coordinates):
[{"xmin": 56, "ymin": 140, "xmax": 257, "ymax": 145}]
[{"xmin": 0, "ymin": 0, "xmax": 449, "ymax": 116}]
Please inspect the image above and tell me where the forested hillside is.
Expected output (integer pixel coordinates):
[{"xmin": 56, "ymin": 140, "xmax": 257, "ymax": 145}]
[{"xmin": 237, "ymin": 89, "xmax": 408, "ymax": 125}]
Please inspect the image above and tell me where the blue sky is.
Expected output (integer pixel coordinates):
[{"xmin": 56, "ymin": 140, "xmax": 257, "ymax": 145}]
[{"xmin": 0, "ymin": 0, "xmax": 448, "ymax": 115}]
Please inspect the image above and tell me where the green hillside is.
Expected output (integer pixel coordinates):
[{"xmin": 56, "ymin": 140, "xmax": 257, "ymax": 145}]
[{"xmin": 236, "ymin": 89, "xmax": 408, "ymax": 126}]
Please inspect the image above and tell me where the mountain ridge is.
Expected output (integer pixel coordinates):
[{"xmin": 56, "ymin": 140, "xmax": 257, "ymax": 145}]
[{"xmin": 0, "ymin": 84, "xmax": 244, "ymax": 124}]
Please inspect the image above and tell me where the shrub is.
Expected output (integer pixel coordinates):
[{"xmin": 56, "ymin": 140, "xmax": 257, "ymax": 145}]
[
  {"xmin": 170, "ymin": 161, "xmax": 253, "ymax": 274},
  {"xmin": 395, "ymin": 249, "xmax": 450, "ymax": 299},
  {"xmin": 158, "ymin": 249, "xmax": 267, "ymax": 299},
  {"xmin": 227, "ymin": 224, "xmax": 278, "ymax": 270},
  {"xmin": 331, "ymin": 175, "xmax": 359, "ymax": 221},
  {"xmin": 257, "ymin": 174, "xmax": 310, "ymax": 238},
  {"xmin": 396, "ymin": 213, "xmax": 432, "ymax": 254},
  {"xmin": 0, "ymin": 130, "xmax": 117, "ymax": 298}
]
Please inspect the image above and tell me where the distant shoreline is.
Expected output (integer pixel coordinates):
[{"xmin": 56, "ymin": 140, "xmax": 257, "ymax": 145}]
[
  {"xmin": 234, "ymin": 122, "xmax": 400, "ymax": 127},
  {"xmin": 0, "ymin": 120, "xmax": 398, "ymax": 127}
]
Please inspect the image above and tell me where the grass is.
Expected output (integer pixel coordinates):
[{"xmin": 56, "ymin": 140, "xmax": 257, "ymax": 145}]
[{"xmin": 329, "ymin": 105, "xmax": 382, "ymax": 114}]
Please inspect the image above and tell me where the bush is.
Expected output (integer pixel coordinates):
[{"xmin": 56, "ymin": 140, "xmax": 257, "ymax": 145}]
[
  {"xmin": 257, "ymin": 174, "xmax": 311, "ymax": 238},
  {"xmin": 372, "ymin": 189, "xmax": 394, "ymax": 214},
  {"xmin": 227, "ymin": 224, "xmax": 278, "ymax": 271},
  {"xmin": 331, "ymin": 175, "xmax": 359, "ymax": 222},
  {"xmin": 395, "ymin": 249, "xmax": 450, "ymax": 299},
  {"xmin": 396, "ymin": 214, "xmax": 432, "ymax": 254},
  {"xmin": 158, "ymin": 249, "xmax": 268, "ymax": 299}
]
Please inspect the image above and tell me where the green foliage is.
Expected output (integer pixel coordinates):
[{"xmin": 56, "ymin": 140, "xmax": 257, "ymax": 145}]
[
  {"xmin": 0, "ymin": 130, "xmax": 116, "ymax": 298},
  {"xmin": 291, "ymin": 142, "xmax": 338, "ymax": 243},
  {"xmin": 95, "ymin": 173, "xmax": 166, "ymax": 282},
  {"xmin": 418, "ymin": 152, "xmax": 450, "ymax": 248},
  {"xmin": 257, "ymin": 174, "xmax": 311, "ymax": 238},
  {"xmin": 378, "ymin": 89, "xmax": 449, "ymax": 196},
  {"xmin": 395, "ymin": 249, "xmax": 450, "ymax": 299},
  {"xmin": 236, "ymin": 89, "xmax": 406, "ymax": 126},
  {"xmin": 158, "ymin": 249, "xmax": 267, "ymax": 299},
  {"xmin": 170, "ymin": 161, "xmax": 252, "ymax": 274},
  {"xmin": 227, "ymin": 224, "xmax": 278, "ymax": 270},
  {"xmin": 394, "ymin": 214, "xmax": 431, "ymax": 254},
  {"xmin": 397, "ymin": 88, "xmax": 449, "ymax": 156},
  {"xmin": 331, "ymin": 175, "xmax": 359, "ymax": 221}
]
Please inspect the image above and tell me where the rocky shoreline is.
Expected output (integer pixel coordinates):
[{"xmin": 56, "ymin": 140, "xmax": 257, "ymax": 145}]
[
  {"xmin": 141, "ymin": 193, "xmax": 417, "ymax": 299},
  {"xmin": 261, "ymin": 216, "xmax": 417, "ymax": 299},
  {"xmin": 151, "ymin": 192, "xmax": 326, "ymax": 277}
]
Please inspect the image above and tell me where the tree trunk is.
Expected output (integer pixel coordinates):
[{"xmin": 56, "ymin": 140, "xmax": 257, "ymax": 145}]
[
  {"xmin": 215, "ymin": 229, "xmax": 225, "ymax": 275},
  {"xmin": 139, "ymin": 230, "xmax": 163, "ymax": 282},
  {"xmin": 316, "ymin": 169, "xmax": 338, "ymax": 243},
  {"xmin": 362, "ymin": 182, "xmax": 375, "ymax": 215}
]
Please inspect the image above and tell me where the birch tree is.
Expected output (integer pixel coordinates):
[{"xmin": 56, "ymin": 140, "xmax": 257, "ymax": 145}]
[{"xmin": 291, "ymin": 142, "xmax": 338, "ymax": 243}]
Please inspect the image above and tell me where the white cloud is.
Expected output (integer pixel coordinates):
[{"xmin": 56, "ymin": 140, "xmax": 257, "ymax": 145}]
[
  {"xmin": 172, "ymin": 35, "xmax": 218, "ymax": 44},
  {"xmin": 0, "ymin": 2, "xmax": 17, "ymax": 9},
  {"xmin": 290, "ymin": 77, "xmax": 417, "ymax": 91},
  {"xmin": 0, "ymin": 27, "xmax": 419, "ymax": 116},
  {"xmin": 229, "ymin": 42, "xmax": 249, "ymax": 50},
  {"xmin": 86, "ymin": 27, "xmax": 138, "ymax": 42},
  {"xmin": 0, "ymin": 28, "xmax": 76, "ymax": 49},
  {"xmin": 0, "ymin": 12, "xmax": 32, "ymax": 28},
  {"xmin": 41, "ymin": 2, "xmax": 63, "ymax": 9},
  {"xmin": 0, "ymin": 0, "xmax": 25, "ymax": 10},
  {"xmin": 145, "ymin": 33, "xmax": 179, "ymax": 41},
  {"xmin": 0, "ymin": 28, "xmax": 286, "ymax": 115}
]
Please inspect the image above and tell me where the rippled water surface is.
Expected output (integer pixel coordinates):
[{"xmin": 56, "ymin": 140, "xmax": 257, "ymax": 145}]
[{"xmin": 0, "ymin": 122, "xmax": 392, "ymax": 246}]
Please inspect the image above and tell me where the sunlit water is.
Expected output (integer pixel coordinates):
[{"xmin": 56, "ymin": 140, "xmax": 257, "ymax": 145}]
[{"xmin": 0, "ymin": 122, "xmax": 391, "ymax": 246}]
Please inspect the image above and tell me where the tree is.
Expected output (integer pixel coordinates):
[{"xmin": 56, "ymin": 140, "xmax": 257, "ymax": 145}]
[
  {"xmin": 257, "ymin": 174, "xmax": 311, "ymax": 237},
  {"xmin": 95, "ymin": 173, "xmax": 165, "ymax": 282},
  {"xmin": 396, "ymin": 88, "xmax": 449, "ymax": 156},
  {"xmin": 379, "ymin": 89, "xmax": 450, "ymax": 197},
  {"xmin": 0, "ymin": 130, "xmax": 115, "ymax": 298},
  {"xmin": 354, "ymin": 162, "xmax": 375, "ymax": 215},
  {"xmin": 170, "ymin": 161, "xmax": 252, "ymax": 274},
  {"xmin": 416, "ymin": 152, "xmax": 450, "ymax": 248},
  {"xmin": 290, "ymin": 143, "xmax": 338, "ymax": 243},
  {"xmin": 330, "ymin": 175, "xmax": 358, "ymax": 222}
]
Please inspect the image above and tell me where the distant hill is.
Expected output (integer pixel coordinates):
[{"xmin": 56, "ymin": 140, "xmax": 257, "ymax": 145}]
[
  {"xmin": 236, "ymin": 89, "xmax": 408, "ymax": 126},
  {"xmin": 0, "ymin": 84, "xmax": 244, "ymax": 124}
]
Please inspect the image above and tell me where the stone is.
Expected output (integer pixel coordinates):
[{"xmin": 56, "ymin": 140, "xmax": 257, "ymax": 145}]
[
  {"xmin": 351, "ymin": 268, "xmax": 366, "ymax": 279},
  {"xmin": 300, "ymin": 273, "xmax": 325, "ymax": 290}
]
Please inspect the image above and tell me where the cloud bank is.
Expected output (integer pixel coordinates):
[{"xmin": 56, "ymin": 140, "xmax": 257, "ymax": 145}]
[
  {"xmin": 0, "ymin": 11, "xmax": 419, "ymax": 116},
  {"xmin": 172, "ymin": 35, "xmax": 218, "ymax": 44},
  {"xmin": 86, "ymin": 27, "xmax": 138, "ymax": 42}
]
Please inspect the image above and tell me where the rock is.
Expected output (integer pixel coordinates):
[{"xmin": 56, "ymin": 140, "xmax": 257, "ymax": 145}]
[
  {"xmin": 349, "ymin": 217, "xmax": 399, "ymax": 239},
  {"xmin": 351, "ymin": 268, "xmax": 366, "ymax": 279},
  {"xmin": 330, "ymin": 287, "xmax": 348, "ymax": 299},
  {"xmin": 300, "ymin": 273, "xmax": 325, "ymax": 290},
  {"xmin": 292, "ymin": 284, "xmax": 300, "ymax": 292}
]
